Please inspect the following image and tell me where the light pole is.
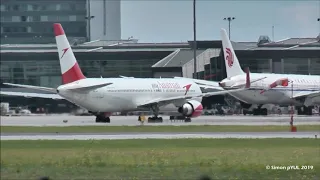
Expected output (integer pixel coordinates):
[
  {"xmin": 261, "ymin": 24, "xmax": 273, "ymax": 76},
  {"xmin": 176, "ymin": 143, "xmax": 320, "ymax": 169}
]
[
  {"xmin": 193, "ymin": 0, "xmax": 197, "ymax": 79},
  {"xmin": 223, "ymin": 17, "xmax": 235, "ymax": 40}
]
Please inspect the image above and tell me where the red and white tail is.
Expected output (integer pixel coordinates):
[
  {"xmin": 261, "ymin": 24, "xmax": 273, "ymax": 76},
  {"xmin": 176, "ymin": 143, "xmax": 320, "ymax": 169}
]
[
  {"xmin": 54, "ymin": 23, "xmax": 86, "ymax": 84},
  {"xmin": 220, "ymin": 28, "xmax": 244, "ymax": 78}
]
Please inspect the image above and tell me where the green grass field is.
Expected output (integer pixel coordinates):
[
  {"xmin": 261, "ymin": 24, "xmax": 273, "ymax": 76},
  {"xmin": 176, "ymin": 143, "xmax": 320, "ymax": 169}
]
[
  {"xmin": 1, "ymin": 139, "xmax": 319, "ymax": 180},
  {"xmin": 1, "ymin": 125, "xmax": 320, "ymax": 133}
]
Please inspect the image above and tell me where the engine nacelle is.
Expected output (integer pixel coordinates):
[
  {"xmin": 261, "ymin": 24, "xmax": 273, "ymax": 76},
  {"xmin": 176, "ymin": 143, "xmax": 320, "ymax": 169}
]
[{"xmin": 178, "ymin": 100, "xmax": 203, "ymax": 118}]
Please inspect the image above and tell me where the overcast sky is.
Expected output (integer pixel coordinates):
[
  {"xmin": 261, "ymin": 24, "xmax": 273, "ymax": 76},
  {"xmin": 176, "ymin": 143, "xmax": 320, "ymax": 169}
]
[{"xmin": 121, "ymin": 0, "xmax": 320, "ymax": 42}]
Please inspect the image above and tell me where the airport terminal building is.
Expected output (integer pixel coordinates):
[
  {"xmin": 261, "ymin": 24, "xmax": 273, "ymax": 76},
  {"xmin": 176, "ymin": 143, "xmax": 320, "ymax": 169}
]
[
  {"xmin": 1, "ymin": 35, "xmax": 320, "ymax": 112},
  {"xmin": 1, "ymin": 0, "xmax": 121, "ymax": 43}
]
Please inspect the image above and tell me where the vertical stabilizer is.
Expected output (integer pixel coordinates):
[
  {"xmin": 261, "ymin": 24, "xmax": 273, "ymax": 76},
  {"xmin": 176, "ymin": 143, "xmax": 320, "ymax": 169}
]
[
  {"xmin": 54, "ymin": 23, "xmax": 86, "ymax": 84},
  {"xmin": 220, "ymin": 28, "xmax": 244, "ymax": 78}
]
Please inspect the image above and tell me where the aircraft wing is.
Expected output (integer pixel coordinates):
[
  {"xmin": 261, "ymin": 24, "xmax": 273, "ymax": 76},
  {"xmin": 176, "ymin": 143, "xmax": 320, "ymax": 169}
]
[
  {"xmin": 0, "ymin": 91, "xmax": 64, "ymax": 99},
  {"xmin": 1, "ymin": 83, "xmax": 62, "ymax": 99},
  {"xmin": 137, "ymin": 88, "xmax": 247, "ymax": 108},
  {"xmin": 3, "ymin": 83, "xmax": 57, "ymax": 93},
  {"xmin": 231, "ymin": 77, "xmax": 267, "ymax": 88},
  {"xmin": 292, "ymin": 91, "xmax": 320, "ymax": 99},
  {"xmin": 173, "ymin": 77, "xmax": 224, "ymax": 90}
]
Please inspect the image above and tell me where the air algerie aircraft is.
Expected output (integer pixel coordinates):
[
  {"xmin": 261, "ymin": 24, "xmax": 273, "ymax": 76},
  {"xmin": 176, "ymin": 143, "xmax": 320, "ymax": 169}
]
[
  {"xmin": 0, "ymin": 23, "xmax": 248, "ymax": 123},
  {"xmin": 218, "ymin": 28, "xmax": 320, "ymax": 116}
]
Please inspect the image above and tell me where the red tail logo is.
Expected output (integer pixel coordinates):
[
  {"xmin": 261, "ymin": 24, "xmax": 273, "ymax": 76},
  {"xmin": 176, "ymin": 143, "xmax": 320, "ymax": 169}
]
[
  {"xmin": 183, "ymin": 84, "xmax": 192, "ymax": 95},
  {"xmin": 225, "ymin": 48, "xmax": 234, "ymax": 67},
  {"xmin": 61, "ymin": 48, "xmax": 69, "ymax": 59}
]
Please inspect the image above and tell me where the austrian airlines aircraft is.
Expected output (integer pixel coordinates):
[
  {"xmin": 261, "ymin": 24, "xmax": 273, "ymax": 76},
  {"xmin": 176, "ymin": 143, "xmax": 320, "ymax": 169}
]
[
  {"xmin": 0, "ymin": 23, "xmax": 246, "ymax": 123},
  {"xmin": 218, "ymin": 28, "xmax": 320, "ymax": 115}
]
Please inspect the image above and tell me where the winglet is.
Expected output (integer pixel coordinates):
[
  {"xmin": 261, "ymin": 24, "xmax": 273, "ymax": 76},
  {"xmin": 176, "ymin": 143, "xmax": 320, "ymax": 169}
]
[{"xmin": 245, "ymin": 67, "xmax": 250, "ymax": 88}]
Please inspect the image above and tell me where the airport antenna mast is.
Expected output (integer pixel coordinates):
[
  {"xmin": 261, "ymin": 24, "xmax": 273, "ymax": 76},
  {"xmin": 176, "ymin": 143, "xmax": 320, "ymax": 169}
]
[{"xmin": 223, "ymin": 17, "xmax": 236, "ymax": 40}]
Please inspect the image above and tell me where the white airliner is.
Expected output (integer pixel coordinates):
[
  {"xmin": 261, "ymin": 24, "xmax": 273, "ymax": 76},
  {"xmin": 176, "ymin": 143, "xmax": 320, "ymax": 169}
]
[
  {"xmin": 218, "ymin": 28, "xmax": 320, "ymax": 115},
  {"xmin": 0, "ymin": 23, "xmax": 246, "ymax": 123}
]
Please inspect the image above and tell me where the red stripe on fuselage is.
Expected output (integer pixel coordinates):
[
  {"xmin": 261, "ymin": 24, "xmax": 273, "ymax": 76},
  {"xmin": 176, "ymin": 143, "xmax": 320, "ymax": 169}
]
[{"xmin": 62, "ymin": 63, "xmax": 86, "ymax": 84}]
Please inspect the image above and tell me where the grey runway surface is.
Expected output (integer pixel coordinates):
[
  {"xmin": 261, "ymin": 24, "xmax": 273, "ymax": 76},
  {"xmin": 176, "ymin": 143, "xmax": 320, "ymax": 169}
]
[
  {"xmin": 1, "ymin": 115, "xmax": 319, "ymax": 126},
  {"xmin": 1, "ymin": 132, "xmax": 319, "ymax": 140}
]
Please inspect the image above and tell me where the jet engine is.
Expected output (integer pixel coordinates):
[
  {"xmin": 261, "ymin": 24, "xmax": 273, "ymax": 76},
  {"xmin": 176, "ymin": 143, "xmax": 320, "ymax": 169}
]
[{"xmin": 178, "ymin": 100, "xmax": 203, "ymax": 118}]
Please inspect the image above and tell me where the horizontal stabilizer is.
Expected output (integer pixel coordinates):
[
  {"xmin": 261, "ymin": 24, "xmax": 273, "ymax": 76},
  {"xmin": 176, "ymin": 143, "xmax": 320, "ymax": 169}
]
[
  {"xmin": 3, "ymin": 83, "xmax": 57, "ymax": 93},
  {"xmin": 66, "ymin": 82, "xmax": 113, "ymax": 91}
]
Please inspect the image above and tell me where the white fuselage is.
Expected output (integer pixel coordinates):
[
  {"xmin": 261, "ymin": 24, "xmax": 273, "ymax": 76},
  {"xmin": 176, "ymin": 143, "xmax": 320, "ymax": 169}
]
[
  {"xmin": 57, "ymin": 78, "xmax": 203, "ymax": 112},
  {"xmin": 221, "ymin": 73, "xmax": 320, "ymax": 106}
]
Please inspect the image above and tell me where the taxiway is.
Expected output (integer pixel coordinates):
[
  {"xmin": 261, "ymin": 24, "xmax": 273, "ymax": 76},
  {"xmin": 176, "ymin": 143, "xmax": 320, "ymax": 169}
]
[{"xmin": 1, "ymin": 115, "xmax": 319, "ymax": 126}]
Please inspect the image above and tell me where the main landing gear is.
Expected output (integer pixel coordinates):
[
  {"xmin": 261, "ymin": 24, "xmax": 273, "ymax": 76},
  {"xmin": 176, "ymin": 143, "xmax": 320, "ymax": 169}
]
[
  {"xmin": 95, "ymin": 113, "xmax": 111, "ymax": 123},
  {"xmin": 297, "ymin": 106, "xmax": 313, "ymax": 115},
  {"xmin": 148, "ymin": 116, "xmax": 163, "ymax": 122},
  {"xmin": 146, "ymin": 105, "xmax": 163, "ymax": 123},
  {"xmin": 252, "ymin": 105, "xmax": 268, "ymax": 116},
  {"xmin": 169, "ymin": 116, "xmax": 192, "ymax": 122}
]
